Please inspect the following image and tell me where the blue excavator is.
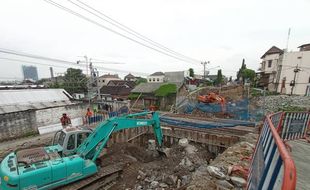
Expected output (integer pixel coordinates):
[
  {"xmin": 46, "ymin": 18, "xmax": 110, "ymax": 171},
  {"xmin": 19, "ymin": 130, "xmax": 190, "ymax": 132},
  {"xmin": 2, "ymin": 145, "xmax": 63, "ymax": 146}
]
[{"xmin": 0, "ymin": 111, "xmax": 164, "ymax": 190}]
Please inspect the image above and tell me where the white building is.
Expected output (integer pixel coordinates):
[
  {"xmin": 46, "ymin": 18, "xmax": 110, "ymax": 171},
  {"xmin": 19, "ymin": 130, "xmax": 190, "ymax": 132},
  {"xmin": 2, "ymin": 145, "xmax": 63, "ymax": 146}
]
[
  {"xmin": 147, "ymin": 72, "xmax": 165, "ymax": 83},
  {"xmin": 259, "ymin": 44, "xmax": 310, "ymax": 95},
  {"xmin": 97, "ymin": 74, "xmax": 121, "ymax": 87}
]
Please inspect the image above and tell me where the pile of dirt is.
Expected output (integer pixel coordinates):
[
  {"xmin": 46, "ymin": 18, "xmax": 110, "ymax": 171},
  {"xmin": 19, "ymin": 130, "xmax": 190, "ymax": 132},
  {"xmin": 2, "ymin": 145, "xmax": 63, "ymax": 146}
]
[
  {"xmin": 106, "ymin": 141, "xmax": 214, "ymax": 190},
  {"xmin": 187, "ymin": 133, "xmax": 258, "ymax": 190}
]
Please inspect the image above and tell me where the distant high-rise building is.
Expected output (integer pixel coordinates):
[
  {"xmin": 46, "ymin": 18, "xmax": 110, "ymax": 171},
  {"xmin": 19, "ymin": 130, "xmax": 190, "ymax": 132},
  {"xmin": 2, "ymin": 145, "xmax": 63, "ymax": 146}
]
[
  {"xmin": 22, "ymin": 65, "xmax": 38, "ymax": 81},
  {"xmin": 50, "ymin": 67, "xmax": 54, "ymax": 78}
]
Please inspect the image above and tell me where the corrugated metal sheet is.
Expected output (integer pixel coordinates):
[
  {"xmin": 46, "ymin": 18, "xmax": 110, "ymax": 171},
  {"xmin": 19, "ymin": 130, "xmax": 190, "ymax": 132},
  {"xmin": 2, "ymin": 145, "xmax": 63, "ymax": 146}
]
[
  {"xmin": 0, "ymin": 89, "xmax": 74, "ymax": 114},
  {"xmin": 0, "ymin": 89, "xmax": 71, "ymax": 106}
]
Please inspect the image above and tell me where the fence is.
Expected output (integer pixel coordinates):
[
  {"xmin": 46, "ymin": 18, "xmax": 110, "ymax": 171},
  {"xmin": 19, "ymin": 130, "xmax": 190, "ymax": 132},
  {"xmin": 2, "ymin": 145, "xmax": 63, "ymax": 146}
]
[
  {"xmin": 247, "ymin": 113, "xmax": 297, "ymax": 190},
  {"xmin": 85, "ymin": 106, "xmax": 130, "ymax": 125},
  {"xmin": 278, "ymin": 112, "xmax": 310, "ymax": 141}
]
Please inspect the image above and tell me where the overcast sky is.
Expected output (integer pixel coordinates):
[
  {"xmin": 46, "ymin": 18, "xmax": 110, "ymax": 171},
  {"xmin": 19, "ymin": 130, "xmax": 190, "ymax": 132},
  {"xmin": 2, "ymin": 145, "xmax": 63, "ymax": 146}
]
[{"xmin": 0, "ymin": 0, "xmax": 309, "ymax": 80}]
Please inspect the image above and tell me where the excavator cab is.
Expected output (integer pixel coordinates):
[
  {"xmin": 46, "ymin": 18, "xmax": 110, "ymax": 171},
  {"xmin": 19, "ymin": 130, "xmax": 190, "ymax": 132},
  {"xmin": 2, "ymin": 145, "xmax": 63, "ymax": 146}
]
[{"xmin": 52, "ymin": 127, "xmax": 92, "ymax": 156}]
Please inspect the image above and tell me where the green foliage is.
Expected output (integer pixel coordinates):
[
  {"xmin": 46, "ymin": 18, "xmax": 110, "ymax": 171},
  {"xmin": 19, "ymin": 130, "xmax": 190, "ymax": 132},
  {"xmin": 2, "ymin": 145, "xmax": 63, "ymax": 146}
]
[
  {"xmin": 189, "ymin": 68, "xmax": 194, "ymax": 77},
  {"xmin": 63, "ymin": 68, "xmax": 87, "ymax": 94},
  {"xmin": 135, "ymin": 77, "xmax": 147, "ymax": 85},
  {"xmin": 155, "ymin": 83, "xmax": 177, "ymax": 97},
  {"xmin": 213, "ymin": 69, "xmax": 223, "ymax": 86},
  {"xmin": 49, "ymin": 81, "xmax": 63, "ymax": 88},
  {"xmin": 278, "ymin": 106, "xmax": 307, "ymax": 112},
  {"xmin": 128, "ymin": 93, "xmax": 141, "ymax": 99},
  {"xmin": 250, "ymin": 88, "xmax": 280, "ymax": 97},
  {"xmin": 242, "ymin": 69, "xmax": 256, "ymax": 83},
  {"xmin": 237, "ymin": 59, "xmax": 247, "ymax": 81}
]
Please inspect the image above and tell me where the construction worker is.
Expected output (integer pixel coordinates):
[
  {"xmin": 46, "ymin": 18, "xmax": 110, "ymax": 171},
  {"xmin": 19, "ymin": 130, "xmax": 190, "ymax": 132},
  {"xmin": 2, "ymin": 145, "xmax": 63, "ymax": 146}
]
[
  {"xmin": 85, "ymin": 108, "xmax": 93, "ymax": 125},
  {"xmin": 85, "ymin": 108, "xmax": 93, "ymax": 117},
  {"xmin": 60, "ymin": 113, "xmax": 71, "ymax": 128}
]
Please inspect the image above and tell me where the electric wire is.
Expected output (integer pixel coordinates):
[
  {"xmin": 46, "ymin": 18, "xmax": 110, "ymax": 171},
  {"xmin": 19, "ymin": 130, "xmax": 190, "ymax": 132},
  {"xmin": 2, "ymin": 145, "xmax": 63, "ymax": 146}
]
[
  {"xmin": 0, "ymin": 49, "xmax": 149, "ymax": 76},
  {"xmin": 69, "ymin": 0, "xmax": 201, "ymax": 64},
  {"xmin": 43, "ymin": 0, "xmax": 199, "ymax": 65}
]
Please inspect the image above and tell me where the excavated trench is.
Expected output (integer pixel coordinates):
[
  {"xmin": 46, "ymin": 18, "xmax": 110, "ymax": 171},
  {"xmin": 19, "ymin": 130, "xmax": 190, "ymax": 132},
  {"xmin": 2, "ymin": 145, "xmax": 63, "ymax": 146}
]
[{"xmin": 99, "ymin": 125, "xmax": 251, "ymax": 189}]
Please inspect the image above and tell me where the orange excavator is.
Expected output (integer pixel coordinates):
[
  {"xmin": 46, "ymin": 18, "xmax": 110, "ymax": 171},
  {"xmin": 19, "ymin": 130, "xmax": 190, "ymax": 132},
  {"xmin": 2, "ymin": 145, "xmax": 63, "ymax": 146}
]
[{"xmin": 197, "ymin": 92, "xmax": 226, "ymax": 113}]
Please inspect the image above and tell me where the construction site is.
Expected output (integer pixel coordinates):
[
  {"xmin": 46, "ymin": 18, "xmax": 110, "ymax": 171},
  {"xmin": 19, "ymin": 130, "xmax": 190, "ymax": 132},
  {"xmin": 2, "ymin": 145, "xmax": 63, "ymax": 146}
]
[
  {"xmin": 1, "ymin": 1, "xmax": 310, "ymax": 189},
  {"xmin": 0, "ymin": 85, "xmax": 309, "ymax": 190}
]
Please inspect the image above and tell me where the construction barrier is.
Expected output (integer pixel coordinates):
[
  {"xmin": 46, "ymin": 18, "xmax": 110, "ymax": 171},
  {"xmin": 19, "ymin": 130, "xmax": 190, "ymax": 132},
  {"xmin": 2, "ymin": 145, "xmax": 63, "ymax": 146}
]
[
  {"xmin": 279, "ymin": 112, "xmax": 310, "ymax": 141},
  {"xmin": 85, "ymin": 113, "xmax": 104, "ymax": 125},
  {"xmin": 247, "ymin": 113, "xmax": 296, "ymax": 190},
  {"xmin": 270, "ymin": 112, "xmax": 283, "ymax": 130}
]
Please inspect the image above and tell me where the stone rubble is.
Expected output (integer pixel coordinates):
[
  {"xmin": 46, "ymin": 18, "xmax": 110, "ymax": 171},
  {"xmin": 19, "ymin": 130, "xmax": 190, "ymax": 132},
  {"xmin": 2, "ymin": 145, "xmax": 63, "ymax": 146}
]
[{"xmin": 254, "ymin": 95, "xmax": 310, "ymax": 113}]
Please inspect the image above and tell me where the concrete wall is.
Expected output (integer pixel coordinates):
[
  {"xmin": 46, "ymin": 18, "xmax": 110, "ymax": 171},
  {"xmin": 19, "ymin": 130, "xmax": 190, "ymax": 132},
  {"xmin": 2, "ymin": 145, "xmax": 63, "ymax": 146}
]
[
  {"xmin": 277, "ymin": 51, "xmax": 310, "ymax": 95},
  {"xmin": 98, "ymin": 77, "xmax": 121, "ymax": 87},
  {"xmin": 0, "ymin": 103, "xmax": 88, "ymax": 141},
  {"xmin": 0, "ymin": 111, "xmax": 37, "ymax": 141},
  {"xmin": 147, "ymin": 75, "xmax": 165, "ymax": 83}
]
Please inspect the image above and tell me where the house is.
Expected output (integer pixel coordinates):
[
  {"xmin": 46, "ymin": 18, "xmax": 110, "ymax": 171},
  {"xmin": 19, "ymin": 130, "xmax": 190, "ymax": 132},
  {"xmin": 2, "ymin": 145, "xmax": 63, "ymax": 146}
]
[
  {"xmin": 147, "ymin": 72, "xmax": 165, "ymax": 83},
  {"xmin": 0, "ymin": 89, "xmax": 87, "ymax": 140},
  {"xmin": 72, "ymin": 93, "xmax": 85, "ymax": 100},
  {"xmin": 258, "ymin": 44, "xmax": 310, "ymax": 95},
  {"xmin": 97, "ymin": 74, "xmax": 121, "ymax": 87},
  {"xmin": 124, "ymin": 73, "xmax": 137, "ymax": 81},
  {"xmin": 100, "ymin": 85, "xmax": 133, "ymax": 101},
  {"xmin": 130, "ymin": 82, "xmax": 187, "ymax": 110},
  {"xmin": 164, "ymin": 71, "xmax": 187, "ymax": 83},
  {"xmin": 107, "ymin": 80, "xmax": 136, "ymax": 88}
]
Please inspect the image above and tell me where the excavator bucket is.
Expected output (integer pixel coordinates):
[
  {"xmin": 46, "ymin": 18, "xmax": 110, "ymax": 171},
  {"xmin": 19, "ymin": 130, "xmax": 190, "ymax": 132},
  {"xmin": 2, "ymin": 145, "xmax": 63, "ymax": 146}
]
[{"xmin": 157, "ymin": 147, "xmax": 171, "ymax": 157}]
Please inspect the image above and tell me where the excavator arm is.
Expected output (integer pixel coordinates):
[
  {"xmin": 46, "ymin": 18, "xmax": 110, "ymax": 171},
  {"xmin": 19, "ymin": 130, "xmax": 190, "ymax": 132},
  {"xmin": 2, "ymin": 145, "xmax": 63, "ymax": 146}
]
[{"xmin": 77, "ymin": 111, "xmax": 163, "ymax": 161}]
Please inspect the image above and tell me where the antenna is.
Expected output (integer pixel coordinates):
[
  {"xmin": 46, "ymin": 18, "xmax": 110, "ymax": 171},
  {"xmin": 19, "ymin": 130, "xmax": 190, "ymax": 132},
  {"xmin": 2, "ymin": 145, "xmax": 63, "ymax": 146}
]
[{"xmin": 286, "ymin": 28, "xmax": 291, "ymax": 51}]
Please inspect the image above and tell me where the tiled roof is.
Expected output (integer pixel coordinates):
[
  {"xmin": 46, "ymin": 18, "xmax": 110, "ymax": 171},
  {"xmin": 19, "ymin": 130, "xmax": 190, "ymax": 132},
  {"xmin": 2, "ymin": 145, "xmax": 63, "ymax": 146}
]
[
  {"xmin": 261, "ymin": 46, "xmax": 283, "ymax": 59},
  {"xmin": 107, "ymin": 80, "xmax": 136, "ymax": 88},
  {"xmin": 0, "ymin": 89, "xmax": 73, "ymax": 114},
  {"xmin": 150, "ymin": 71, "xmax": 164, "ymax": 76},
  {"xmin": 100, "ymin": 74, "xmax": 119, "ymax": 79},
  {"xmin": 100, "ymin": 86, "xmax": 132, "ymax": 96},
  {"xmin": 131, "ymin": 82, "xmax": 184, "ymax": 93}
]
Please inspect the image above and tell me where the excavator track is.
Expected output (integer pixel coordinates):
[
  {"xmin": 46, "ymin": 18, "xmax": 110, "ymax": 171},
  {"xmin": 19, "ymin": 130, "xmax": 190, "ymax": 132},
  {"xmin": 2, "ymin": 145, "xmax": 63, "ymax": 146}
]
[{"xmin": 57, "ymin": 163, "xmax": 124, "ymax": 190}]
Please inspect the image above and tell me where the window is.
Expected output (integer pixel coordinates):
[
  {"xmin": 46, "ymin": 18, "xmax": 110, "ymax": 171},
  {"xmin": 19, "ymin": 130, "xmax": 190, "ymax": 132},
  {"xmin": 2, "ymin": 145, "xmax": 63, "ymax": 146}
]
[
  {"xmin": 157, "ymin": 78, "xmax": 159, "ymax": 81},
  {"xmin": 77, "ymin": 133, "xmax": 89, "ymax": 147},
  {"xmin": 149, "ymin": 79, "xmax": 151, "ymax": 82},
  {"xmin": 308, "ymin": 77, "xmax": 310, "ymax": 83},
  {"xmin": 268, "ymin": 60, "xmax": 272, "ymax": 68},
  {"xmin": 67, "ymin": 134, "xmax": 76, "ymax": 150},
  {"xmin": 153, "ymin": 78, "xmax": 155, "ymax": 82},
  {"xmin": 57, "ymin": 131, "xmax": 66, "ymax": 146}
]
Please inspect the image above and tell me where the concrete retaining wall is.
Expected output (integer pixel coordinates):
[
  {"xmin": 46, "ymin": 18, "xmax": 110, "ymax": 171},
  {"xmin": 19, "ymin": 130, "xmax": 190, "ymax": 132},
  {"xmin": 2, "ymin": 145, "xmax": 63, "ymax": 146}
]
[{"xmin": 0, "ymin": 103, "xmax": 88, "ymax": 142}]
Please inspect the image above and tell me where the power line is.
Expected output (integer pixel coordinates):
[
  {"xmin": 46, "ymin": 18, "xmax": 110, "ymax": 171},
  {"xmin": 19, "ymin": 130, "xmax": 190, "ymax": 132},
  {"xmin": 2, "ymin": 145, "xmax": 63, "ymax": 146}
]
[
  {"xmin": 43, "ymin": 0, "xmax": 199, "ymax": 65},
  {"xmin": 69, "ymin": 0, "xmax": 201, "ymax": 64},
  {"xmin": 0, "ymin": 49, "xmax": 149, "ymax": 76},
  {"xmin": 0, "ymin": 48, "xmax": 74, "ymax": 65}
]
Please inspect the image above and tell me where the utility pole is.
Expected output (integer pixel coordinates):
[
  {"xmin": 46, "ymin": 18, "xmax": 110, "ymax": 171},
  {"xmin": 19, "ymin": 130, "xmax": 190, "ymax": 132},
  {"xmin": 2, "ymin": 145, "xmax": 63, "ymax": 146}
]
[
  {"xmin": 201, "ymin": 61, "xmax": 210, "ymax": 80},
  {"xmin": 290, "ymin": 65, "xmax": 301, "ymax": 95}
]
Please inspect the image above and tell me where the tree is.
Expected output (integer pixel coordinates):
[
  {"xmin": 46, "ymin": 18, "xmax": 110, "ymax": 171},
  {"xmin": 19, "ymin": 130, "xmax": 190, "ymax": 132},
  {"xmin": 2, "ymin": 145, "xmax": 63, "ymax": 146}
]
[
  {"xmin": 214, "ymin": 69, "xmax": 223, "ymax": 86},
  {"xmin": 241, "ymin": 69, "xmax": 256, "ymax": 83},
  {"xmin": 237, "ymin": 58, "xmax": 247, "ymax": 81},
  {"xmin": 135, "ymin": 77, "xmax": 147, "ymax": 85},
  {"xmin": 189, "ymin": 68, "xmax": 194, "ymax": 77},
  {"xmin": 63, "ymin": 68, "xmax": 87, "ymax": 94}
]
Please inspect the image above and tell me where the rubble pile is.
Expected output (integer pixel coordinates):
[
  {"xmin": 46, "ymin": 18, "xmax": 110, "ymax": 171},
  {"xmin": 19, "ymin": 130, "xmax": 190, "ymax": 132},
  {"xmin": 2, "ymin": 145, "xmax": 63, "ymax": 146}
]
[
  {"xmin": 254, "ymin": 95, "xmax": 310, "ymax": 113},
  {"xmin": 187, "ymin": 133, "xmax": 258, "ymax": 190},
  {"xmin": 109, "ymin": 139, "xmax": 213, "ymax": 190}
]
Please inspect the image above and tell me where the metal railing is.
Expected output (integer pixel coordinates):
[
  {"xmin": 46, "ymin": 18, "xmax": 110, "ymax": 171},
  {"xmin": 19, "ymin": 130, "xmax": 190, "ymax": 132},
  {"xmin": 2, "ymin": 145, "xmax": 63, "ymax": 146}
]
[
  {"xmin": 84, "ymin": 106, "xmax": 130, "ymax": 126},
  {"xmin": 279, "ymin": 112, "xmax": 310, "ymax": 141},
  {"xmin": 247, "ymin": 113, "xmax": 297, "ymax": 190}
]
